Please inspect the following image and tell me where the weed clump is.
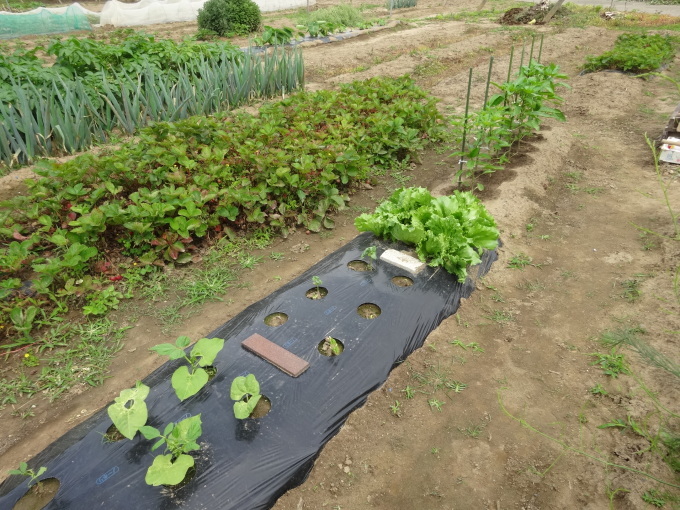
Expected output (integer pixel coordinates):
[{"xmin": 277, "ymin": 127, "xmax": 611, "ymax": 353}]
[
  {"xmin": 198, "ymin": 0, "xmax": 261, "ymax": 36},
  {"xmin": 583, "ymin": 33, "xmax": 678, "ymax": 73}
]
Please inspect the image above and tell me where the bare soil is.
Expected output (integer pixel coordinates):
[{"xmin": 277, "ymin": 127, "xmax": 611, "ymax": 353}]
[{"xmin": 1, "ymin": 2, "xmax": 679, "ymax": 508}]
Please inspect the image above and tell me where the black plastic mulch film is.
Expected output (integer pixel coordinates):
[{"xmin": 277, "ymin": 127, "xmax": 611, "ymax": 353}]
[{"xmin": 0, "ymin": 233, "xmax": 497, "ymax": 510}]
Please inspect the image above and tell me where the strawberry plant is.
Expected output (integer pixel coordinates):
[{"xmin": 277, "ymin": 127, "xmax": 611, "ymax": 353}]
[
  {"xmin": 231, "ymin": 374, "xmax": 262, "ymax": 419},
  {"xmin": 141, "ymin": 414, "xmax": 202, "ymax": 486},
  {"xmin": 150, "ymin": 336, "xmax": 224, "ymax": 401},
  {"xmin": 0, "ymin": 77, "xmax": 440, "ymax": 352},
  {"xmin": 107, "ymin": 382, "xmax": 150, "ymax": 440}
]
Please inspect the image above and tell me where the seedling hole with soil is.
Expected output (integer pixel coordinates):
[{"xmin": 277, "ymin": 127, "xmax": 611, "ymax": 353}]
[
  {"xmin": 104, "ymin": 423, "xmax": 126, "ymax": 443},
  {"xmin": 250, "ymin": 395, "xmax": 272, "ymax": 419},
  {"xmin": 357, "ymin": 303, "xmax": 381, "ymax": 319},
  {"xmin": 264, "ymin": 312, "xmax": 288, "ymax": 327},
  {"xmin": 305, "ymin": 287, "xmax": 328, "ymax": 300},
  {"xmin": 318, "ymin": 336, "xmax": 344, "ymax": 356},
  {"xmin": 347, "ymin": 260, "xmax": 372, "ymax": 271},
  {"xmin": 391, "ymin": 276, "xmax": 414, "ymax": 287},
  {"xmin": 12, "ymin": 478, "xmax": 60, "ymax": 510},
  {"xmin": 204, "ymin": 366, "xmax": 217, "ymax": 380}
]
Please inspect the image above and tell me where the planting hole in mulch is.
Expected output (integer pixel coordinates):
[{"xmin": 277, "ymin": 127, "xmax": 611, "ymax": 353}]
[
  {"xmin": 391, "ymin": 276, "xmax": 414, "ymax": 287},
  {"xmin": 205, "ymin": 365, "xmax": 217, "ymax": 380},
  {"xmin": 12, "ymin": 478, "xmax": 59, "ymax": 510},
  {"xmin": 318, "ymin": 336, "xmax": 344, "ymax": 356},
  {"xmin": 103, "ymin": 423, "xmax": 126, "ymax": 443},
  {"xmin": 305, "ymin": 287, "xmax": 328, "ymax": 300},
  {"xmin": 357, "ymin": 303, "xmax": 381, "ymax": 319},
  {"xmin": 347, "ymin": 260, "xmax": 372, "ymax": 271},
  {"xmin": 250, "ymin": 395, "xmax": 272, "ymax": 419},
  {"xmin": 264, "ymin": 312, "xmax": 288, "ymax": 327}
]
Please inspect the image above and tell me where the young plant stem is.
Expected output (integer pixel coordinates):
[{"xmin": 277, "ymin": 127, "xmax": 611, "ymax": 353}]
[{"xmin": 497, "ymin": 390, "xmax": 680, "ymax": 489}]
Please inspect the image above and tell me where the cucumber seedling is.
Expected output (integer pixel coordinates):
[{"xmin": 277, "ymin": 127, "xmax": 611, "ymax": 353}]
[
  {"xmin": 141, "ymin": 414, "xmax": 202, "ymax": 486},
  {"xmin": 231, "ymin": 374, "xmax": 262, "ymax": 419},
  {"xmin": 8, "ymin": 463, "xmax": 47, "ymax": 488},
  {"xmin": 150, "ymin": 336, "xmax": 225, "ymax": 401}
]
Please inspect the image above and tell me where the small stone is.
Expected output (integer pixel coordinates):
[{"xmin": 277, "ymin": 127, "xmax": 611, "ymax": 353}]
[{"xmin": 343, "ymin": 466, "xmax": 350, "ymax": 473}]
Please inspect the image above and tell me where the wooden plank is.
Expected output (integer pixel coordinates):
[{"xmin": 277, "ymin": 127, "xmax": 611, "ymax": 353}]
[{"xmin": 242, "ymin": 333, "xmax": 309, "ymax": 377}]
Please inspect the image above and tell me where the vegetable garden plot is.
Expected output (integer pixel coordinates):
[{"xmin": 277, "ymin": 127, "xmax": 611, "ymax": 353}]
[{"xmin": 0, "ymin": 233, "xmax": 496, "ymax": 510}]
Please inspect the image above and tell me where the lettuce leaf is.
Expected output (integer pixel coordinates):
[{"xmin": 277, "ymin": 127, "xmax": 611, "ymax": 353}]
[{"xmin": 355, "ymin": 187, "xmax": 498, "ymax": 281}]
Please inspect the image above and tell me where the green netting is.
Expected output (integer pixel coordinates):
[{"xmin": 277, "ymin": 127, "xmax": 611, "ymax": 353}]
[{"xmin": 0, "ymin": 5, "xmax": 92, "ymax": 39}]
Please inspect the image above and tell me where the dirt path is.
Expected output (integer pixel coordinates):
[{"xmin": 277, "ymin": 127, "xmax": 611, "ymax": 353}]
[{"xmin": 1, "ymin": 5, "xmax": 679, "ymax": 508}]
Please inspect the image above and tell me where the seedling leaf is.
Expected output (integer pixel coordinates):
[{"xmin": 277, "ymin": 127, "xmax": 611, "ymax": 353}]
[
  {"xmin": 149, "ymin": 343, "xmax": 185, "ymax": 360},
  {"xmin": 230, "ymin": 374, "xmax": 260, "ymax": 401},
  {"xmin": 190, "ymin": 337, "xmax": 224, "ymax": 367},
  {"xmin": 234, "ymin": 394, "xmax": 262, "ymax": 419},
  {"xmin": 176, "ymin": 335, "xmax": 192, "ymax": 348},
  {"xmin": 107, "ymin": 382, "xmax": 150, "ymax": 439},
  {"xmin": 171, "ymin": 366, "xmax": 209, "ymax": 401},
  {"xmin": 139, "ymin": 426, "xmax": 160, "ymax": 440},
  {"xmin": 145, "ymin": 454, "xmax": 194, "ymax": 486}
]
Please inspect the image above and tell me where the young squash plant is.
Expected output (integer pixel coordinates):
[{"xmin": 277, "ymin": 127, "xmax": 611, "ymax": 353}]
[
  {"xmin": 140, "ymin": 414, "xmax": 202, "ymax": 486},
  {"xmin": 150, "ymin": 336, "xmax": 225, "ymax": 401},
  {"xmin": 107, "ymin": 381, "xmax": 150, "ymax": 440},
  {"xmin": 231, "ymin": 374, "xmax": 262, "ymax": 419}
]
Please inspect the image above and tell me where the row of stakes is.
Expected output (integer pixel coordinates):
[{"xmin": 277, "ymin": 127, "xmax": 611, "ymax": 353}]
[{"xmin": 459, "ymin": 33, "xmax": 546, "ymax": 174}]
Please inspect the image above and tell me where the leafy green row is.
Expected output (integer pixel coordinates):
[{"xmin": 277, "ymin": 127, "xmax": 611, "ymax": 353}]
[
  {"xmin": 583, "ymin": 33, "xmax": 678, "ymax": 74},
  {"xmin": 451, "ymin": 61, "xmax": 568, "ymax": 190},
  {"xmin": 355, "ymin": 187, "xmax": 499, "ymax": 281},
  {"xmin": 0, "ymin": 76, "xmax": 441, "ymax": 349},
  {"xmin": 0, "ymin": 47, "xmax": 304, "ymax": 167},
  {"xmin": 0, "ymin": 32, "xmax": 241, "ymax": 103}
]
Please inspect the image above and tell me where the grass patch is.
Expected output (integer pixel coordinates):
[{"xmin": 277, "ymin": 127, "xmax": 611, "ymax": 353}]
[{"xmin": 295, "ymin": 4, "xmax": 366, "ymax": 27}]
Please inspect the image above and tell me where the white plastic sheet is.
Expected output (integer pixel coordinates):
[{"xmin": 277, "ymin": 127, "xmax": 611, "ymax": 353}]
[{"xmin": 100, "ymin": 0, "xmax": 316, "ymax": 27}]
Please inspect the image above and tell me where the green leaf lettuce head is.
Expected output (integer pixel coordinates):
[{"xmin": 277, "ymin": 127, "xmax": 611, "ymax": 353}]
[{"xmin": 355, "ymin": 187, "xmax": 499, "ymax": 281}]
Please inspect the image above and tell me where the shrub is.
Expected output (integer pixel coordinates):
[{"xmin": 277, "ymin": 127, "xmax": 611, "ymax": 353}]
[{"xmin": 198, "ymin": 0, "xmax": 261, "ymax": 37}]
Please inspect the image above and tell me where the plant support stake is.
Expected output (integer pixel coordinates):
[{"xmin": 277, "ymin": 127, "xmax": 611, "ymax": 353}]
[
  {"xmin": 529, "ymin": 35, "xmax": 535, "ymax": 65},
  {"xmin": 538, "ymin": 34, "xmax": 544, "ymax": 63},
  {"xmin": 505, "ymin": 46, "xmax": 514, "ymax": 107},
  {"xmin": 519, "ymin": 39, "xmax": 526, "ymax": 71},
  {"xmin": 458, "ymin": 67, "xmax": 474, "ymax": 182},
  {"xmin": 484, "ymin": 56, "xmax": 494, "ymax": 106}
]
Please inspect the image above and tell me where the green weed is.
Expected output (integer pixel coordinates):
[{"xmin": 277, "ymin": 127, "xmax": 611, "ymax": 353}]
[
  {"xmin": 590, "ymin": 349, "xmax": 630, "ymax": 378},
  {"xmin": 507, "ymin": 253, "xmax": 534, "ymax": 269}
]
